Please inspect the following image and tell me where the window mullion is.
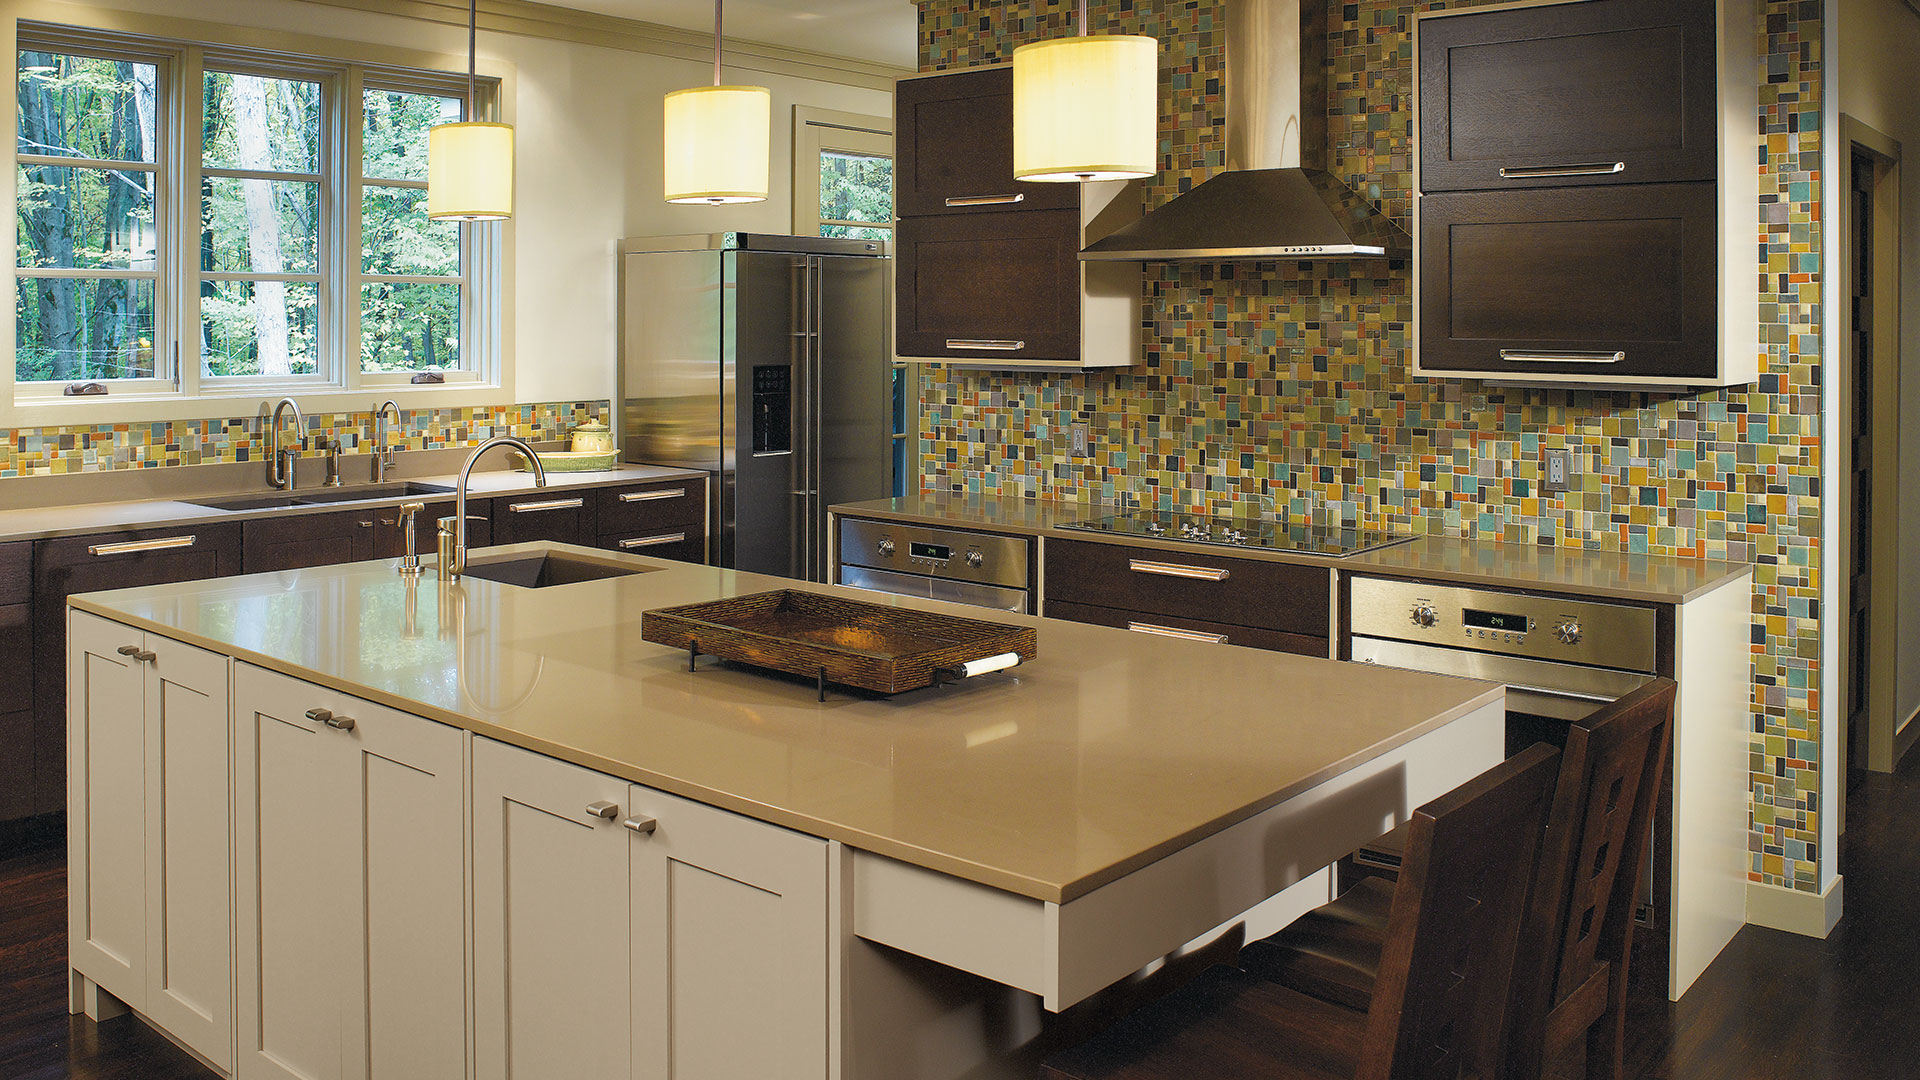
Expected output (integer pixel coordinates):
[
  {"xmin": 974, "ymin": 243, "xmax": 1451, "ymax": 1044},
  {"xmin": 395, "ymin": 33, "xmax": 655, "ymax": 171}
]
[
  {"xmin": 344, "ymin": 65, "xmax": 365, "ymax": 393},
  {"xmin": 178, "ymin": 45, "xmax": 204, "ymax": 397}
]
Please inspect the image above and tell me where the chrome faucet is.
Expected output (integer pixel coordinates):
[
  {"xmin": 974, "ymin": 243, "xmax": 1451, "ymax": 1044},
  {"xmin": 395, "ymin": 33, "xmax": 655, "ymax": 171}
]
[
  {"xmin": 267, "ymin": 397, "xmax": 303, "ymax": 490},
  {"xmin": 373, "ymin": 400, "xmax": 401, "ymax": 482},
  {"xmin": 439, "ymin": 436, "xmax": 546, "ymax": 578}
]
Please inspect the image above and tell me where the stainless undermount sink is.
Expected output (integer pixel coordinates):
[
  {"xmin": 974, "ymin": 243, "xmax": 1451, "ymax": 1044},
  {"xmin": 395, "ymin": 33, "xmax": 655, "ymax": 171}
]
[
  {"xmin": 186, "ymin": 482, "xmax": 453, "ymax": 512},
  {"xmin": 460, "ymin": 552, "xmax": 659, "ymax": 589}
]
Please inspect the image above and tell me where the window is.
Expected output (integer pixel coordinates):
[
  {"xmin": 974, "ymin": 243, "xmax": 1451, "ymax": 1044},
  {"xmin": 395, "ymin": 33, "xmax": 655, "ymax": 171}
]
[
  {"xmin": 791, "ymin": 107, "xmax": 892, "ymax": 242},
  {"xmin": 11, "ymin": 26, "xmax": 499, "ymax": 407}
]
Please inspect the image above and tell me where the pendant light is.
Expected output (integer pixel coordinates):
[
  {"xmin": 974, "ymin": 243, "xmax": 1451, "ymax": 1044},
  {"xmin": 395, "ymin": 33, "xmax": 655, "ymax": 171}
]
[
  {"xmin": 428, "ymin": 0, "xmax": 514, "ymax": 220},
  {"xmin": 1012, "ymin": 0, "xmax": 1157, "ymax": 182},
  {"xmin": 664, "ymin": 0, "xmax": 771, "ymax": 204}
]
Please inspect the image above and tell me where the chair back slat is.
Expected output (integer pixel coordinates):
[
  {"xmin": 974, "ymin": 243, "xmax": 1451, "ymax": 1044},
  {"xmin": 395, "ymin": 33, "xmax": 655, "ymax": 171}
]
[{"xmin": 1356, "ymin": 742, "xmax": 1563, "ymax": 1080}]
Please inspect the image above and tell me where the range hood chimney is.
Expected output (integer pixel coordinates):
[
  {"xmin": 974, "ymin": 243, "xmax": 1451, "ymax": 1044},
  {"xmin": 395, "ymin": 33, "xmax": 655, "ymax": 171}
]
[{"xmin": 1080, "ymin": 0, "xmax": 1411, "ymax": 261}]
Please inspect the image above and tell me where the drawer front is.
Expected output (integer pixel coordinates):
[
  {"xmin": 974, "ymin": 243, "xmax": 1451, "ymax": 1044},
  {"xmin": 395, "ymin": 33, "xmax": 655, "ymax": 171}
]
[
  {"xmin": 1044, "ymin": 538, "xmax": 1331, "ymax": 638},
  {"xmin": 243, "ymin": 509, "xmax": 378, "ymax": 573},
  {"xmin": 1417, "ymin": 0, "xmax": 1718, "ymax": 192},
  {"xmin": 492, "ymin": 493, "xmax": 596, "ymax": 546},
  {"xmin": 1046, "ymin": 599, "xmax": 1328, "ymax": 659},
  {"xmin": 896, "ymin": 210, "xmax": 1082, "ymax": 363},
  {"xmin": 595, "ymin": 479, "xmax": 704, "ymax": 535},
  {"xmin": 1418, "ymin": 183, "xmax": 1718, "ymax": 380},
  {"xmin": 895, "ymin": 68, "xmax": 1078, "ymax": 218},
  {"xmin": 0, "ymin": 542, "xmax": 29, "ymax": 605},
  {"xmin": 597, "ymin": 529, "xmax": 705, "ymax": 564}
]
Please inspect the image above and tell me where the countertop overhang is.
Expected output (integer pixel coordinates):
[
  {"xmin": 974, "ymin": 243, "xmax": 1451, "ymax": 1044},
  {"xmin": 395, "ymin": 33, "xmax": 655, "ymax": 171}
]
[{"xmin": 69, "ymin": 544, "xmax": 1503, "ymax": 905}]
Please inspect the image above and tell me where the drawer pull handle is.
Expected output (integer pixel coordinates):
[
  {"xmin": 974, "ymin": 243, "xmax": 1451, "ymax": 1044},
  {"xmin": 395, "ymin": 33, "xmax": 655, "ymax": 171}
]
[
  {"xmin": 586, "ymin": 800, "xmax": 620, "ymax": 820},
  {"xmin": 89, "ymin": 535, "xmax": 196, "ymax": 557},
  {"xmin": 1498, "ymin": 162, "xmax": 1625, "ymax": 179},
  {"xmin": 1128, "ymin": 558, "xmax": 1231, "ymax": 582},
  {"xmin": 619, "ymin": 532, "xmax": 686, "ymax": 549},
  {"xmin": 116, "ymin": 644, "xmax": 156, "ymax": 662},
  {"xmin": 1497, "ymin": 350, "xmax": 1626, "ymax": 365},
  {"xmin": 618, "ymin": 489, "xmax": 686, "ymax": 503},
  {"xmin": 945, "ymin": 193, "xmax": 1025, "ymax": 207},
  {"xmin": 623, "ymin": 815, "xmax": 658, "ymax": 836},
  {"xmin": 946, "ymin": 339, "xmax": 1026, "ymax": 351},
  {"xmin": 1127, "ymin": 622, "xmax": 1230, "ymax": 645},
  {"xmin": 508, "ymin": 497, "xmax": 585, "ymax": 513},
  {"xmin": 305, "ymin": 708, "xmax": 355, "ymax": 731}
]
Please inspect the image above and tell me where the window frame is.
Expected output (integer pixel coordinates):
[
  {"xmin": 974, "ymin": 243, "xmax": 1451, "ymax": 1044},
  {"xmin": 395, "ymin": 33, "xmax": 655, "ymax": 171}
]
[
  {"xmin": 5, "ymin": 17, "xmax": 510, "ymax": 423},
  {"xmin": 790, "ymin": 106, "xmax": 893, "ymax": 240}
]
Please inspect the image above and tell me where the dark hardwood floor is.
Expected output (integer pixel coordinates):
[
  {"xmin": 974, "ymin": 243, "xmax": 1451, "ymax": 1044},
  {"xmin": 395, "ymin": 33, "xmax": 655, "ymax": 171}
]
[{"xmin": 2, "ymin": 749, "xmax": 1915, "ymax": 1079}]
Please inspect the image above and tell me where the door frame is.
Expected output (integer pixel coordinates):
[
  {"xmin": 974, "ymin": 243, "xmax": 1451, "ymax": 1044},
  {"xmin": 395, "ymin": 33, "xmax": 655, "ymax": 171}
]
[{"xmin": 1833, "ymin": 115, "xmax": 1907, "ymax": 779}]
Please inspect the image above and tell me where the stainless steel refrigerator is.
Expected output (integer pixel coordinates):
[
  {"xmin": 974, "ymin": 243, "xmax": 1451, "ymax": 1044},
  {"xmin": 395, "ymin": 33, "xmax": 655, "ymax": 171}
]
[{"xmin": 618, "ymin": 233, "xmax": 893, "ymax": 581}]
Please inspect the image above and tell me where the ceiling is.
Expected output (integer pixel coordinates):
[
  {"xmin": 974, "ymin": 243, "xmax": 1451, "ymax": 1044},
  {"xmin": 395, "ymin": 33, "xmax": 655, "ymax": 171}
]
[{"xmin": 550, "ymin": 0, "xmax": 917, "ymax": 69}]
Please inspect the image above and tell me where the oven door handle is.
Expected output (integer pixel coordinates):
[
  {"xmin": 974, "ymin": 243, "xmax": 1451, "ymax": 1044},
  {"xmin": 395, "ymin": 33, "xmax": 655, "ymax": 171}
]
[{"xmin": 1504, "ymin": 682, "xmax": 1617, "ymax": 705}]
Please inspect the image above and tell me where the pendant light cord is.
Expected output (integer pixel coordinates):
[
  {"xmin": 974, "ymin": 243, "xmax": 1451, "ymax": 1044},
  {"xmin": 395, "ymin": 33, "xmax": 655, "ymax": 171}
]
[
  {"xmin": 1078, "ymin": 0, "xmax": 1088, "ymax": 36},
  {"xmin": 713, "ymin": 0, "xmax": 724, "ymax": 86},
  {"xmin": 467, "ymin": 0, "xmax": 478, "ymax": 119}
]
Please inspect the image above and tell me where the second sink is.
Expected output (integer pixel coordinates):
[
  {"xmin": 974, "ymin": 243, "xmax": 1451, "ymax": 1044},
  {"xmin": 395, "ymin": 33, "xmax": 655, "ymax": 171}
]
[
  {"xmin": 187, "ymin": 482, "xmax": 452, "ymax": 512},
  {"xmin": 460, "ymin": 552, "xmax": 657, "ymax": 589}
]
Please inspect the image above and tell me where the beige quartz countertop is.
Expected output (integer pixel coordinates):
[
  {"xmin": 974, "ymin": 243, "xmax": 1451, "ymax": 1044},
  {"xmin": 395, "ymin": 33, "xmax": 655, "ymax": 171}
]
[
  {"xmin": 831, "ymin": 493, "xmax": 1753, "ymax": 605},
  {"xmin": 0, "ymin": 463, "xmax": 704, "ymax": 544},
  {"xmin": 71, "ymin": 545, "xmax": 1502, "ymax": 904}
]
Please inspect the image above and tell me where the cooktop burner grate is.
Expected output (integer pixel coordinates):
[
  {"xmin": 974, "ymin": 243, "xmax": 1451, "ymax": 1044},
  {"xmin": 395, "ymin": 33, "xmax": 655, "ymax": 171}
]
[{"xmin": 1060, "ymin": 511, "xmax": 1414, "ymax": 558}]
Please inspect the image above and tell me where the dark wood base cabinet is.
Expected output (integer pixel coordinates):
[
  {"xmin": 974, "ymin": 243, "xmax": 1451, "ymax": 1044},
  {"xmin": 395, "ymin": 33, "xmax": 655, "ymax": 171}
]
[{"xmin": 1045, "ymin": 599, "xmax": 1328, "ymax": 659}]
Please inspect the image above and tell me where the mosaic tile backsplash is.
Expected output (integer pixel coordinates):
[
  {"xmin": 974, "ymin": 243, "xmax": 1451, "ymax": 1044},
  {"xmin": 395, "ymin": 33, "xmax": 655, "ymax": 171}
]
[
  {"xmin": 0, "ymin": 401, "xmax": 608, "ymax": 477},
  {"xmin": 919, "ymin": 0, "xmax": 1824, "ymax": 893}
]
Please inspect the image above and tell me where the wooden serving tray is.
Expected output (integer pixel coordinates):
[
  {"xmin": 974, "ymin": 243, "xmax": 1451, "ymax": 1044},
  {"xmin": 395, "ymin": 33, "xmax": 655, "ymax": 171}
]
[{"xmin": 641, "ymin": 589, "xmax": 1037, "ymax": 696}]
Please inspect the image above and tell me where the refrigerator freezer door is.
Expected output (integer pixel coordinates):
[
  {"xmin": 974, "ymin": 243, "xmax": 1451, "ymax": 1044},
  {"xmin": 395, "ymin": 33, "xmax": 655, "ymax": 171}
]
[
  {"xmin": 809, "ymin": 254, "xmax": 894, "ymax": 581},
  {"xmin": 727, "ymin": 251, "xmax": 807, "ymax": 577}
]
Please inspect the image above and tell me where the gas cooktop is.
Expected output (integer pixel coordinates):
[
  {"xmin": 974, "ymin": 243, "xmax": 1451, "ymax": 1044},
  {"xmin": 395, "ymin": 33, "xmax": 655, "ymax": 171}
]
[{"xmin": 1060, "ymin": 511, "xmax": 1415, "ymax": 559}]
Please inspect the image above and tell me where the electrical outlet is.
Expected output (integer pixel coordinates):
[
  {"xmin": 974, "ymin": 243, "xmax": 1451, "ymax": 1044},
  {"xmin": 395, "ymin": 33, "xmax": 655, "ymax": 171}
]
[
  {"xmin": 1070, "ymin": 424, "xmax": 1089, "ymax": 457},
  {"xmin": 1543, "ymin": 449, "xmax": 1570, "ymax": 495}
]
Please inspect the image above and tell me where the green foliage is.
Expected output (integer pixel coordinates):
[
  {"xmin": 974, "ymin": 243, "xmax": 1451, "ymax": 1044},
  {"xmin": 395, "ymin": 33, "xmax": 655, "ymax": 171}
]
[
  {"xmin": 819, "ymin": 152, "xmax": 891, "ymax": 241},
  {"xmin": 363, "ymin": 88, "xmax": 459, "ymax": 181}
]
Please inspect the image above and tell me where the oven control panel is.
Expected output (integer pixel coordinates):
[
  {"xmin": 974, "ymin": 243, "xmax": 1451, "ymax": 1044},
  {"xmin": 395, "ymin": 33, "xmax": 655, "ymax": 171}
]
[
  {"xmin": 1348, "ymin": 577, "xmax": 1656, "ymax": 673},
  {"xmin": 837, "ymin": 517, "xmax": 1030, "ymax": 591}
]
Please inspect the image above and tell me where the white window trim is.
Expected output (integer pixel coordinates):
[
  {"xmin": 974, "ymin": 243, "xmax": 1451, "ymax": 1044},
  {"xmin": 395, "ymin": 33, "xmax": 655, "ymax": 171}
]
[
  {"xmin": 0, "ymin": 7, "xmax": 516, "ymax": 427},
  {"xmin": 791, "ymin": 106, "xmax": 892, "ymax": 238}
]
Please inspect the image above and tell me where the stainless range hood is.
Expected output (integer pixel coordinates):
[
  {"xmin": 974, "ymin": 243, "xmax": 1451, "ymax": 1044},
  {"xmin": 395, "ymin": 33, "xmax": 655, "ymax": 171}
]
[{"xmin": 1080, "ymin": 0, "xmax": 1411, "ymax": 261}]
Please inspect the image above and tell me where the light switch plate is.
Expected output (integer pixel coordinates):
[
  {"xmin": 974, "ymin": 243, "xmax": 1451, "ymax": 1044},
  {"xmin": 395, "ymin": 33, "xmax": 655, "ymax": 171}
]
[
  {"xmin": 1543, "ymin": 449, "xmax": 1570, "ymax": 495},
  {"xmin": 1070, "ymin": 424, "xmax": 1089, "ymax": 457}
]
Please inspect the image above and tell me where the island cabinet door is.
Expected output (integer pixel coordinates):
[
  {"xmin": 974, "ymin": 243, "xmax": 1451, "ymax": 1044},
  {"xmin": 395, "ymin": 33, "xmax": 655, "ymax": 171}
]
[
  {"xmin": 233, "ymin": 663, "xmax": 467, "ymax": 1080},
  {"xmin": 67, "ymin": 613, "xmax": 232, "ymax": 1071},
  {"xmin": 629, "ymin": 783, "xmax": 830, "ymax": 1080},
  {"xmin": 471, "ymin": 737, "xmax": 634, "ymax": 1080}
]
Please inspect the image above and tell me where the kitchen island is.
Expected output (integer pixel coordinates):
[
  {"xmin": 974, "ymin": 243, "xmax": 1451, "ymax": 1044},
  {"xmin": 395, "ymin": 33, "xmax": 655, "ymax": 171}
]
[{"xmin": 66, "ymin": 543, "xmax": 1503, "ymax": 1080}]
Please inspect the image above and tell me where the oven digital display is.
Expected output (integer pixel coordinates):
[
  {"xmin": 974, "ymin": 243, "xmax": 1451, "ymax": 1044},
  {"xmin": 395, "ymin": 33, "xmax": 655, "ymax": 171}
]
[
  {"xmin": 1463, "ymin": 608, "xmax": 1530, "ymax": 633},
  {"xmin": 909, "ymin": 542, "xmax": 952, "ymax": 561}
]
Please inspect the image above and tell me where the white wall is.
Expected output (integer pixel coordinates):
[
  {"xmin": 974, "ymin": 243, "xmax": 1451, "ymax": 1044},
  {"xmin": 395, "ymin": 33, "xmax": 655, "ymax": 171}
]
[
  {"xmin": 24, "ymin": 0, "xmax": 893, "ymax": 408},
  {"xmin": 1837, "ymin": 0, "xmax": 1920, "ymax": 729}
]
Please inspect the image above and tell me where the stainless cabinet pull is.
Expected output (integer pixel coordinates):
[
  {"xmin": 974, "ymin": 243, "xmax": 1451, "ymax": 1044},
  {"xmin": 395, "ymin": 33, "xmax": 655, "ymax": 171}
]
[
  {"xmin": 945, "ymin": 193, "xmax": 1025, "ymax": 207},
  {"xmin": 1498, "ymin": 350, "xmax": 1626, "ymax": 365},
  {"xmin": 586, "ymin": 800, "xmax": 620, "ymax": 820},
  {"xmin": 619, "ymin": 488, "xmax": 686, "ymax": 503},
  {"xmin": 946, "ymin": 339, "xmax": 1026, "ymax": 351},
  {"xmin": 305, "ymin": 708, "xmax": 355, "ymax": 731},
  {"xmin": 1127, "ymin": 622, "xmax": 1230, "ymax": 645},
  {"xmin": 357, "ymin": 520, "xmax": 375, "ymax": 528},
  {"xmin": 1128, "ymin": 558, "xmax": 1231, "ymax": 582},
  {"xmin": 1498, "ymin": 162, "xmax": 1625, "ymax": 179},
  {"xmin": 623, "ymin": 815, "xmax": 658, "ymax": 836},
  {"xmin": 618, "ymin": 532, "xmax": 686, "ymax": 549},
  {"xmin": 117, "ymin": 644, "xmax": 156, "ymax": 662},
  {"xmin": 89, "ymin": 535, "xmax": 196, "ymax": 557},
  {"xmin": 508, "ymin": 497, "xmax": 585, "ymax": 513}
]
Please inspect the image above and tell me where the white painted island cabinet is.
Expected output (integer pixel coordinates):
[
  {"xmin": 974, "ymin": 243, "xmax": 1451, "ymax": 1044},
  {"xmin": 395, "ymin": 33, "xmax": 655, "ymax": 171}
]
[
  {"xmin": 232, "ymin": 662, "xmax": 467, "ymax": 1080},
  {"xmin": 67, "ymin": 610, "xmax": 233, "ymax": 1070},
  {"xmin": 471, "ymin": 735, "xmax": 831, "ymax": 1080}
]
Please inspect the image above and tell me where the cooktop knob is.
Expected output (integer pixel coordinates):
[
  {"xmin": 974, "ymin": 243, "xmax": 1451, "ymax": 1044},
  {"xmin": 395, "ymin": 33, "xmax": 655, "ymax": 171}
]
[
  {"xmin": 1410, "ymin": 603, "xmax": 1437, "ymax": 628},
  {"xmin": 877, "ymin": 538, "xmax": 896, "ymax": 556},
  {"xmin": 1556, "ymin": 620, "xmax": 1583, "ymax": 645},
  {"xmin": 964, "ymin": 549, "xmax": 984, "ymax": 568}
]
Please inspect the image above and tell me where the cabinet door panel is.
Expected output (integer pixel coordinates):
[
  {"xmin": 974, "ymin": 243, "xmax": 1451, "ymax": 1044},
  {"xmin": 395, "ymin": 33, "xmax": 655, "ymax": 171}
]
[
  {"xmin": 895, "ymin": 210, "xmax": 1082, "ymax": 363},
  {"xmin": 1417, "ymin": 184, "xmax": 1718, "ymax": 379},
  {"xmin": 895, "ymin": 67, "xmax": 1076, "ymax": 218},
  {"xmin": 595, "ymin": 480, "xmax": 705, "ymax": 536},
  {"xmin": 243, "ymin": 510, "xmax": 378, "ymax": 574},
  {"xmin": 66, "ymin": 611, "xmax": 149, "ymax": 1008},
  {"xmin": 143, "ymin": 635, "xmax": 233, "ymax": 1070},
  {"xmin": 235, "ymin": 673, "xmax": 344, "ymax": 1080},
  {"xmin": 0, "ymin": 602, "xmax": 35, "ymax": 823},
  {"xmin": 492, "ymin": 493, "xmax": 596, "ymax": 547},
  {"xmin": 1417, "ymin": 0, "xmax": 1718, "ymax": 191},
  {"xmin": 631, "ymin": 785, "xmax": 829, "ymax": 1080},
  {"xmin": 472, "ymin": 737, "xmax": 633, "ymax": 1080}
]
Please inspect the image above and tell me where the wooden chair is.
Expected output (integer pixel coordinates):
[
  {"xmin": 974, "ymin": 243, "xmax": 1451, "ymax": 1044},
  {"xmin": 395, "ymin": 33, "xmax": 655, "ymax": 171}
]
[
  {"xmin": 1240, "ymin": 678, "xmax": 1677, "ymax": 1080},
  {"xmin": 1041, "ymin": 742, "xmax": 1563, "ymax": 1080}
]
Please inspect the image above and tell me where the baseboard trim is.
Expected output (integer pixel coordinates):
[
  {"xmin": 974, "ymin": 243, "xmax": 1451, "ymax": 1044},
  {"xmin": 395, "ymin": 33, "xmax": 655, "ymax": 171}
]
[{"xmin": 1746, "ymin": 875, "xmax": 1843, "ymax": 938}]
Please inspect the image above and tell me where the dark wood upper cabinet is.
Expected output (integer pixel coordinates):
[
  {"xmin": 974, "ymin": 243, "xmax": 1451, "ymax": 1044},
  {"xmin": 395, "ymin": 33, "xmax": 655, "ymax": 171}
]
[
  {"xmin": 896, "ymin": 209, "xmax": 1085, "ymax": 364},
  {"xmin": 1418, "ymin": 0, "xmax": 1720, "ymax": 193},
  {"xmin": 1418, "ymin": 184, "xmax": 1719, "ymax": 380},
  {"xmin": 894, "ymin": 67, "xmax": 1077, "ymax": 218}
]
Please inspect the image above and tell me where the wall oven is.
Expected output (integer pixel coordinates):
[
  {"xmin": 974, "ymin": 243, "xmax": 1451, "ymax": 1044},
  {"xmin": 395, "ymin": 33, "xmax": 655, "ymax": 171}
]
[{"xmin": 834, "ymin": 518, "xmax": 1033, "ymax": 614}]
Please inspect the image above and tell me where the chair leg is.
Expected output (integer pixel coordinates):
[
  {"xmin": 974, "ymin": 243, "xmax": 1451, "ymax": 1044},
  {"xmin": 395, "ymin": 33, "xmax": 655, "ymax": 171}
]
[{"xmin": 1584, "ymin": 979, "xmax": 1629, "ymax": 1080}]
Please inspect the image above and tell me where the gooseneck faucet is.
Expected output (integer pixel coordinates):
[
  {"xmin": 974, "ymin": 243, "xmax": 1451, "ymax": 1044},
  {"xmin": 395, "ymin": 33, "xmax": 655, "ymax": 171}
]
[
  {"xmin": 267, "ymin": 397, "xmax": 303, "ymax": 490},
  {"xmin": 439, "ymin": 435, "xmax": 546, "ymax": 578},
  {"xmin": 373, "ymin": 399, "xmax": 401, "ymax": 482}
]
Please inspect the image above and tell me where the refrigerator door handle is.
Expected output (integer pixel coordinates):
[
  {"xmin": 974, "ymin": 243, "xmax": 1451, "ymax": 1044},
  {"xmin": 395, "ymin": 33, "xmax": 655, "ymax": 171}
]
[
  {"xmin": 810, "ymin": 255, "xmax": 827, "ymax": 582},
  {"xmin": 793, "ymin": 256, "xmax": 815, "ymax": 580}
]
